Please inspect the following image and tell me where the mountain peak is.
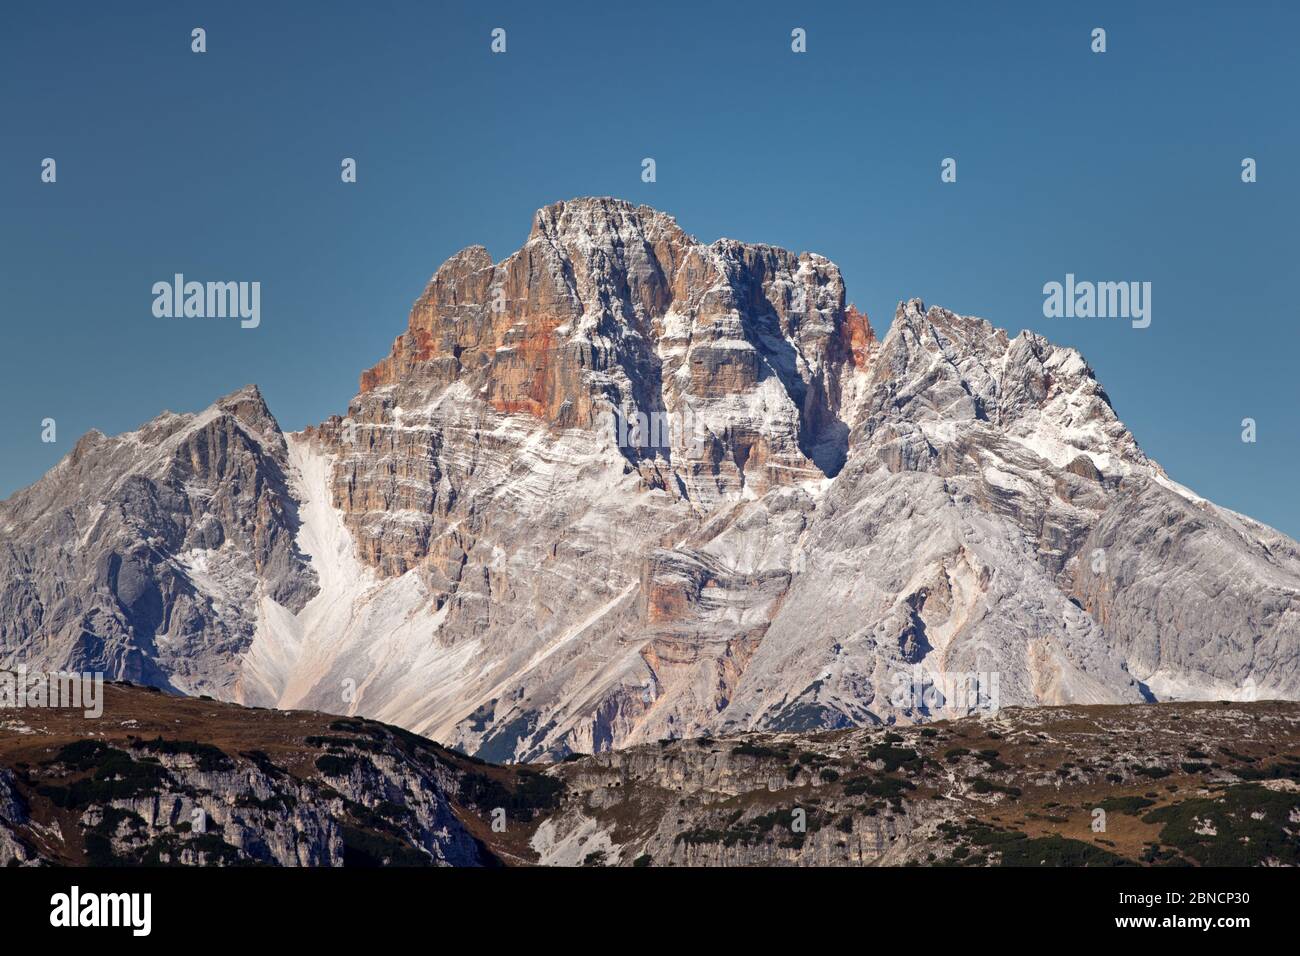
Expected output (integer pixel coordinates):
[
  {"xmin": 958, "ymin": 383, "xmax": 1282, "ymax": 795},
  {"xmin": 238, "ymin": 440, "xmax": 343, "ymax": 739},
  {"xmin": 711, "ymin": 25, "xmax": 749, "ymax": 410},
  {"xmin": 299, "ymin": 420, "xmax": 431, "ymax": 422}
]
[
  {"xmin": 5, "ymin": 203, "xmax": 1297, "ymax": 762},
  {"xmin": 212, "ymin": 383, "xmax": 283, "ymax": 450},
  {"xmin": 527, "ymin": 196, "xmax": 689, "ymax": 244},
  {"xmin": 352, "ymin": 197, "xmax": 861, "ymax": 520}
]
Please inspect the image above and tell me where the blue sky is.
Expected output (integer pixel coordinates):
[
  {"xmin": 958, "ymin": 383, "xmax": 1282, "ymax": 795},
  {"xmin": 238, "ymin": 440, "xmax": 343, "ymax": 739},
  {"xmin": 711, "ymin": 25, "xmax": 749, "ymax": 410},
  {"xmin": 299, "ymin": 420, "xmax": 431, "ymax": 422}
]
[{"xmin": 2, "ymin": 1, "xmax": 1297, "ymax": 535}]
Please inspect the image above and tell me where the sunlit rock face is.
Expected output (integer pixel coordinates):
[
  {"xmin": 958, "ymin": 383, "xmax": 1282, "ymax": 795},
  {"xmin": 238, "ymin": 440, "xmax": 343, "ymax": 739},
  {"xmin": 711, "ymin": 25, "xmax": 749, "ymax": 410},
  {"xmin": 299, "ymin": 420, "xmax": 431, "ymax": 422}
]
[
  {"xmin": 6, "ymin": 198, "xmax": 1299, "ymax": 761},
  {"xmin": 326, "ymin": 196, "xmax": 866, "ymax": 574}
]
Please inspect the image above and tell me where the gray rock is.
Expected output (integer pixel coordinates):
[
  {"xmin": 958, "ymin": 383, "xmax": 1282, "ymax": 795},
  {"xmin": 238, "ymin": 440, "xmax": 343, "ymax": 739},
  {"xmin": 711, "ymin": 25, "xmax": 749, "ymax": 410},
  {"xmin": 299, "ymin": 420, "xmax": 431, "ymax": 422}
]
[{"xmin": 3, "ymin": 200, "xmax": 1297, "ymax": 759}]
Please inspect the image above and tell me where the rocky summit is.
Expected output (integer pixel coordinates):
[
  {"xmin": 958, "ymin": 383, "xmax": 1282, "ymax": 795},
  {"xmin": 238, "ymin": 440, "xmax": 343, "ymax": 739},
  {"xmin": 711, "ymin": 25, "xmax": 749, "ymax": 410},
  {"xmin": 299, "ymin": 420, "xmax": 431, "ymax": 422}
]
[{"xmin": 3, "ymin": 198, "xmax": 1299, "ymax": 761}]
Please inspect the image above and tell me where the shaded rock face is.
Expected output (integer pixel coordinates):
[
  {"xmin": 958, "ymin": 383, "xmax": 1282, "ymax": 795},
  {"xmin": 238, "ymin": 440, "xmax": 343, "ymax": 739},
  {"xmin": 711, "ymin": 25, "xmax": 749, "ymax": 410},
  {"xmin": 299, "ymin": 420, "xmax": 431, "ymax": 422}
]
[
  {"xmin": 0, "ymin": 682, "xmax": 536, "ymax": 867},
  {"xmin": 0, "ymin": 386, "xmax": 317, "ymax": 696},
  {"xmin": 0, "ymin": 770, "xmax": 33, "ymax": 865},
  {"xmin": 4, "ymin": 198, "xmax": 1300, "ymax": 761}
]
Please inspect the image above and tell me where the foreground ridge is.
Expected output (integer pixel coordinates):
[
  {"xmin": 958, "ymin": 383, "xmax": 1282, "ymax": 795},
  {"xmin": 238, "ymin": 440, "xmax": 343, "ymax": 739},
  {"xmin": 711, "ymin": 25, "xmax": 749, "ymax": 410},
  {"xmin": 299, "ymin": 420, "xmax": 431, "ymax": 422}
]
[{"xmin": 2, "ymin": 681, "xmax": 1298, "ymax": 867}]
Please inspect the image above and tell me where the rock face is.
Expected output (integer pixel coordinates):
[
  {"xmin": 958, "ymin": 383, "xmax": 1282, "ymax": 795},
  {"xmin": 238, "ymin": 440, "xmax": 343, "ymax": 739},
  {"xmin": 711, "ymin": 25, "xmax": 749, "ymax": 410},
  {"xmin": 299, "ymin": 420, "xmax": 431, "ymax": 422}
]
[
  {"xmin": 0, "ymin": 385, "xmax": 316, "ymax": 697},
  {"xmin": 3, "ymin": 197, "xmax": 1300, "ymax": 760},
  {"xmin": 0, "ymin": 769, "xmax": 34, "ymax": 865},
  {"xmin": 0, "ymin": 680, "xmax": 554, "ymax": 866},
  {"xmin": 312, "ymin": 198, "xmax": 860, "ymax": 576}
]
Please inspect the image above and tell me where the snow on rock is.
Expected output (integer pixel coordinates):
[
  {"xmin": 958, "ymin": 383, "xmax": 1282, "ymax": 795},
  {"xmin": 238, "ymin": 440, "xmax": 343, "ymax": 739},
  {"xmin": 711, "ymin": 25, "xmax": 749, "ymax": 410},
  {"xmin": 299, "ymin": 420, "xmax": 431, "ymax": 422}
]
[{"xmin": 5, "ymin": 200, "xmax": 1299, "ymax": 760}]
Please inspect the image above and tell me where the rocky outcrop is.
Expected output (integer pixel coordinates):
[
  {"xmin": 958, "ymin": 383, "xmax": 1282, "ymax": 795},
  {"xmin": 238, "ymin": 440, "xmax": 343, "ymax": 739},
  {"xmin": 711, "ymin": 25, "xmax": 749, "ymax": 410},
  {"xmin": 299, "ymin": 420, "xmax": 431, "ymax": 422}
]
[
  {"xmin": 0, "ymin": 769, "xmax": 33, "ymax": 866},
  {"xmin": 6, "ymin": 685, "xmax": 1298, "ymax": 867},
  {"xmin": 4, "ymin": 198, "xmax": 1299, "ymax": 760},
  {"xmin": 0, "ymin": 680, "xmax": 556, "ymax": 866},
  {"xmin": 0, "ymin": 386, "xmax": 316, "ymax": 697},
  {"xmin": 532, "ymin": 700, "xmax": 1300, "ymax": 867},
  {"xmin": 308, "ymin": 198, "xmax": 864, "ymax": 577}
]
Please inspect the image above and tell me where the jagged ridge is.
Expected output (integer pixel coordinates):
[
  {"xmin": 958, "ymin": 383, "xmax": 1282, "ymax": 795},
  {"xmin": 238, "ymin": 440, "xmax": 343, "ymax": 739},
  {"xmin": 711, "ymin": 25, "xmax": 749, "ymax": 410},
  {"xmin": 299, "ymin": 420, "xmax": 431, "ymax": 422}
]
[{"xmin": 3, "ymin": 198, "xmax": 1299, "ymax": 763}]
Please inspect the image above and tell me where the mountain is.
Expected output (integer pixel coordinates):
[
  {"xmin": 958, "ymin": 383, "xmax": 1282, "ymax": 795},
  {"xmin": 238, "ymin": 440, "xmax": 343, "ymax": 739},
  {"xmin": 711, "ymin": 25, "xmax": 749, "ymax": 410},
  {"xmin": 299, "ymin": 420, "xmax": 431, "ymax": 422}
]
[
  {"xmin": 0, "ymin": 385, "xmax": 316, "ymax": 693},
  {"xmin": 3, "ymin": 197, "xmax": 1299, "ymax": 760},
  {"xmin": 4, "ymin": 678, "xmax": 1299, "ymax": 867}
]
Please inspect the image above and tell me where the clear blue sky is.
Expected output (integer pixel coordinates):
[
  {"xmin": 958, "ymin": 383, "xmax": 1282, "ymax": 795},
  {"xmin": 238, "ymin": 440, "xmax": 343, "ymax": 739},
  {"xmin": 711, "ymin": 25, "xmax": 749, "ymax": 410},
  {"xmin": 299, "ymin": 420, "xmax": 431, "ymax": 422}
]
[{"xmin": 3, "ymin": 1, "xmax": 1297, "ymax": 535}]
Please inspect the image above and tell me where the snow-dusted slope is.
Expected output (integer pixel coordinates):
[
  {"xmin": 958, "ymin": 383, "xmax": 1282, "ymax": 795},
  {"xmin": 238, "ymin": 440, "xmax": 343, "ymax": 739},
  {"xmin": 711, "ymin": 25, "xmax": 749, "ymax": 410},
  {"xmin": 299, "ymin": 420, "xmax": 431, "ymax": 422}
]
[
  {"xmin": 0, "ymin": 385, "xmax": 317, "ymax": 694},
  {"xmin": 235, "ymin": 201, "xmax": 1300, "ymax": 757},
  {"xmin": 239, "ymin": 433, "xmax": 482, "ymax": 731},
  {"xmin": 4, "ymin": 199, "xmax": 1299, "ymax": 759}
]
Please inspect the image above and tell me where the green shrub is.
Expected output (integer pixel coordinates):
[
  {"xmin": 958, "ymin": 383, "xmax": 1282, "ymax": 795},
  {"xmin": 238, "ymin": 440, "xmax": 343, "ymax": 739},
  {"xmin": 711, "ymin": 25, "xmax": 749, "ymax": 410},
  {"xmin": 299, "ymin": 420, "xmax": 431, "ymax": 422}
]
[
  {"xmin": 867, "ymin": 744, "xmax": 920, "ymax": 773},
  {"xmin": 732, "ymin": 742, "xmax": 779, "ymax": 758},
  {"xmin": 970, "ymin": 777, "xmax": 1021, "ymax": 799},
  {"xmin": 38, "ymin": 749, "xmax": 171, "ymax": 809},
  {"xmin": 1134, "ymin": 765, "xmax": 1172, "ymax": 779},
  {"xmin": 315, "ymin": 754, "xmax": 361, "ymax": 777},
  {"xmin": 458, "ymin": 768, "xmax": 563, "ymax": 821},
  {"xmin": 1097, "ymin": 795, "xmax": 1154, "ymax": 815},
  {"xmin": 1141, "ymin": 784, "xmax": 1300, "ymax": 866},
  {"xmin": 340, "ymin": 825, "xmax": 428, "ymax": 867}
]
